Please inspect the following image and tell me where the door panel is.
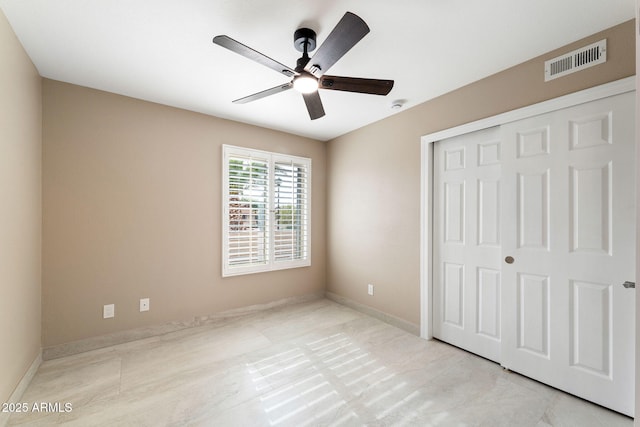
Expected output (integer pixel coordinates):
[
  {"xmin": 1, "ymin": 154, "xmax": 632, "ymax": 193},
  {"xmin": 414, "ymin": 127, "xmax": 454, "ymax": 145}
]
[
  {"xmin": 501, "ymin": 92, "xmax": 635, "ymax": 416},
  {"xmin": 433, "ymin": 127, "xmax": 502, "ymax": 363},
  {"xmin": 443, "ymin": 262, "xmax": 464, "ymax": 327},
  {"xmin": 516, "ymin": 272, "xmax": 550, "ymax": 357},
  {"xmin": 569, "ymin": 164, "xmax": 611, "ymax": 253},
  {"xmin": 477, "ymin": 267, "xmax": 500, "ymax": 339},
  {"xmin": 444, "ymin": 181, "xmax": 465, "ymax": 244},
  {"xmin": 570, "ymin": 279, "xmax": 611, "ymax": 376},
  {"xmin": 517, "ymin": 170, "xmax": 550, "ymax": 250},
  {"xmin": 478, "ymin": 179, "xmax": 500, "ymax": 246}
]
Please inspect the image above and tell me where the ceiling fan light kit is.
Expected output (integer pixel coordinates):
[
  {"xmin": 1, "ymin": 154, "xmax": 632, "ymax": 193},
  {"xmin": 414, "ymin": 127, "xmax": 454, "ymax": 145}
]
[
  {"xmin": 213, "ymin": 12, "xmax": 394, "ymax": 120},
  {"xmin": 293, "ymin": 73, "xmax": 318, "ymax": 94}
]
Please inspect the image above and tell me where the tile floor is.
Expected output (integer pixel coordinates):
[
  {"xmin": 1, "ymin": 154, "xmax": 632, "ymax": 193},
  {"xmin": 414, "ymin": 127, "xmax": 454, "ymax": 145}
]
[{"xmin": 7, "ymin": 298, "xmax": 633, "ymax": 426}]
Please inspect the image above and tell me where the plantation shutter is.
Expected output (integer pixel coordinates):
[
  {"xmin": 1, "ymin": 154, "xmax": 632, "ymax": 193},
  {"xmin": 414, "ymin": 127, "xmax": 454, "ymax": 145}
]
[
  {"xmin": 223, "ymin": 145, "xmax": 311, "ymax": 276},
  {"xmin": 273, "ymin": 158, "xmax": 310, "ymax": 263},
  {"xmin": 224, "ymin": 149, "xmax": 269, "ymax": 273}
]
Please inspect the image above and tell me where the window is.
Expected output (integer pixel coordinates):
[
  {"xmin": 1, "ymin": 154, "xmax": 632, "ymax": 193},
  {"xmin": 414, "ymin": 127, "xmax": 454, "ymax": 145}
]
[{"xmin": 222, "ymin": 145, "xmax": 311, "ymax": 276}]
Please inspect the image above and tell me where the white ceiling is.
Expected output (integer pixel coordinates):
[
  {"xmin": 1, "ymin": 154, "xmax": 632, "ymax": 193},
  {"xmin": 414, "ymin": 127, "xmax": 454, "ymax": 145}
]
[{"xmin": 0, "ymin": 1, "xmax": 635, "ymax": 141}]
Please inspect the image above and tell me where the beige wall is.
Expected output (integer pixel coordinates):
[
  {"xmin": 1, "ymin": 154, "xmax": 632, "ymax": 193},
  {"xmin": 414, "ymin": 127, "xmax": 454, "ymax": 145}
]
[
  {"xmin": 327, "ymin": 20, "xmax": 635, "ymax": 328},
  {"xmin": 42, "ymin": 80, "xmax": 326, "ymax": 347},
  {"xmin": 0, "ymin": 11, "xmax": 42, "ymax": 402}
]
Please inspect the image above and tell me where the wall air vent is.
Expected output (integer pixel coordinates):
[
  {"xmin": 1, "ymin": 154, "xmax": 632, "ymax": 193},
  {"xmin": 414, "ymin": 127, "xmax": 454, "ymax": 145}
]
[{"xmin": 544, "ymin": 39, "xmax": 607, "ymax": 82}]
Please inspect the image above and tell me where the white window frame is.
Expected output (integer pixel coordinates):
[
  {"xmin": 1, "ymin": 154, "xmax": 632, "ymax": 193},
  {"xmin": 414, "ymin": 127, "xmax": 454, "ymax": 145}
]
[{"xmin": 222, "ymin": 144, "xmax": 311, "ymax": 277}]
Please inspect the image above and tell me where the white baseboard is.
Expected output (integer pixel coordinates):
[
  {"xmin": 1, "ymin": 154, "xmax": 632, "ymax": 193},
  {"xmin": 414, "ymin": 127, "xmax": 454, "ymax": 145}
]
[
  {"xmin": 0, "ymin": 351, "xmax": 42, "ymax": 427},
  {"xmin": 325, "ymin": 291, "xmax": 420, "ymax": 336}
]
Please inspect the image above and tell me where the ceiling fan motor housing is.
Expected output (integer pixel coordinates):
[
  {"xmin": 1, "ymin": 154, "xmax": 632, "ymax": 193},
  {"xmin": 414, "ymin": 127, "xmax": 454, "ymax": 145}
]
[{"xmin": 294, "ymin": 28, "xmax": 316, "ymax": 53}]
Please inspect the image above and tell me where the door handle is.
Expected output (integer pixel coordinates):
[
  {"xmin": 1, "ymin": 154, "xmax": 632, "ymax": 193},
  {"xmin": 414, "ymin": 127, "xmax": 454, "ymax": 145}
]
[{"xmin": 622, "ymin": 281, "xmax": 635, "ymax": 289}]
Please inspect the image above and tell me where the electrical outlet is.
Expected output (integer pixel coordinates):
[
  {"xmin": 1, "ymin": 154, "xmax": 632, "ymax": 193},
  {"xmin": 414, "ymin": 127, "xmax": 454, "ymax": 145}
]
[
  {"xmin": 139, "ymin": 298, "xmax": 150, "ymax": 312},
  {"xmin": 103, "ymin": 304, "xmax": 115, "ymax": 319},
  {"xmin": 367, "ymin": 284, "xmax": 374, "ymax": 296}
]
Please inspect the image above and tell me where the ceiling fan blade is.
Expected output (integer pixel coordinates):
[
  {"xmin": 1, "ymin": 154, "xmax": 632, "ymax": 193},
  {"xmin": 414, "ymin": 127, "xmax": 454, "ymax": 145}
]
[
  {"xmin": 213, "ymin": 35, "xmax": 297, "ymax": 78},
  {"xmin": 302, "ymin": 91, "xmax": 326, "ymax": 120},
  {"xmin": 304, "ymin": 12, "xmax": 369, "ymax": 78},
  {"xmin": 233, "ymin": 83, "xmax": 293, "ymax": 104},
  {"xmin": 319, "ymin": 75, "xmax": 394, "ymax": 95}
]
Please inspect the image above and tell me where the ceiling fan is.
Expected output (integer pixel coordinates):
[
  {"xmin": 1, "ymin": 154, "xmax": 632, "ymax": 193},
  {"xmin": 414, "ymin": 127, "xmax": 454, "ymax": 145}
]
[{"xmin": 212, "ymin": 12, "xmax": 394, "ymax": 120}]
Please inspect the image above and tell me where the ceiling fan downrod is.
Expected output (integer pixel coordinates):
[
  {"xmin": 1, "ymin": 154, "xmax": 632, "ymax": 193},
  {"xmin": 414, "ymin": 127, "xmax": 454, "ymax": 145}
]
[{"xmin": 294, "ymin": 28, "xmax": 317, "ymax": 71}]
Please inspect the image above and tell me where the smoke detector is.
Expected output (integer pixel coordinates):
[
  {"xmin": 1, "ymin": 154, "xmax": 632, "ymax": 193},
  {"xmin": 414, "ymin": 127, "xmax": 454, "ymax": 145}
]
[{"xmin": 391, "ymin": 100, "xmax": 405, "ymax": 110}]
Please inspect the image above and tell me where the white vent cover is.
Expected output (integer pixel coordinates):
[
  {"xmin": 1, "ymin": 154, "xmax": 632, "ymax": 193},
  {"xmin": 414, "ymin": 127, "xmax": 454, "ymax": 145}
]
[{"xmin": 544, "ymin": 39, "xmax": 607, "ymax": 82}]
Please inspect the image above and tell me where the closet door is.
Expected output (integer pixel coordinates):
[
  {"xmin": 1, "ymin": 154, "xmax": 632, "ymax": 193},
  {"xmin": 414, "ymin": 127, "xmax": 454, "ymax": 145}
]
[
  {"xmin": 433, "ymin": 127, "xmax": 502, "ymax": 362},
  {"xmin": 500, "ymin": 92, "xmax": 635, "ymax": 416}
]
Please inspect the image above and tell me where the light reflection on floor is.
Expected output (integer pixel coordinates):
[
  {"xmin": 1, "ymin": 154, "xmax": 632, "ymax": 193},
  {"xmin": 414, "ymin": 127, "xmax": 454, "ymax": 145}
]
[{"xmin": 247, "ymin": 332, "xmax": 424, "ymax": 426}]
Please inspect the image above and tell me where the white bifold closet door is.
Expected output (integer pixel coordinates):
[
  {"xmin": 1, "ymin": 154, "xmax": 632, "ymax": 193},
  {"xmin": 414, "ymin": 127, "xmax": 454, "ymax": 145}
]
[{"xmin": 432, "ymin": 91, "xmax": 635, "ymax": 416}]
